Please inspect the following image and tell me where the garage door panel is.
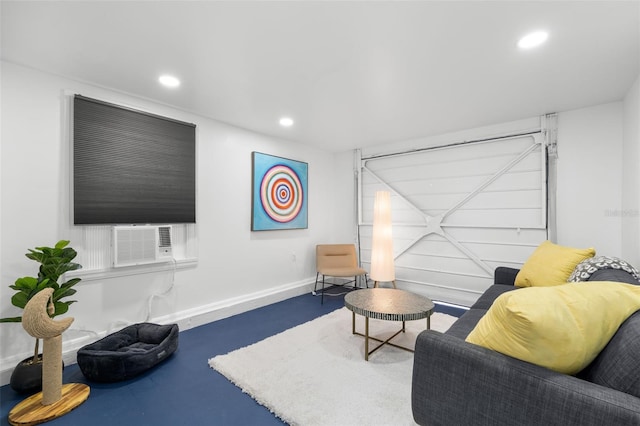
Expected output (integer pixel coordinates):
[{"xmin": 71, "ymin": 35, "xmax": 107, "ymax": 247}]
[
  {"xmin": 359, "ymin": 132, "xmax": 547, "ymax": 305},
  {"xmin": 444, "ymin": 225, "xmax": 543, "ymax": 241},
  {"xmin": 396, "ymin": 267, "xmax": 494, "ymax": 293},
  {"xmin": 390, "ymin": 210, "xmax": 428, "ymax": 224},
  {"xmin": 359, "ymin": 224, "xmax": 428, "ymax": 241},
  {"xmin": 405, "ymin": 189, "xmax": 542, "ymax": 212},
  {"xmin": 510, "ymin": 153, "xmax": 543, "ymax": 171},
  {"xmin": 393, "ymin": 169, "xmax": 542, "ymax": 196},
  {"xmin": 397, "ymin": 253, "xmax": 488, "ymax": 276},
  {"xmin": 486, "ymin": 170, "xmax": 543, "ymax": 191},
  {"xmin": 445, "ymin": 208, "xmax": 543, "ymax": 227},
  {"xmin": 395, "ymin": 239, "xmax": 532, "ymax": 276},
  {"xmin": 391, "ymin": 234, "xmax": 538, "ymax": 267},
  {"xmin": 456, "ymin": 241, "xmax": 539, "ymax": 264},
  {"xmin": 361, "ymin": 200, "xmax": 425, "ymax": 224},
  {"xmin": 363, "ymin": 185, "xmax": 543, "ymax": 221},
  {"xmin": 368, "ymin": 155, "xmax": 533, "ymax": 182},
  {"xmin": 462, "ymin": 189, "xmax": 543, "ymax": 209},
  {"xmin": 365, "ymin": 142, "xmax": 540, "ymax": 179},
  {"xmin": 409, "ymin": 236, "xmax": 467, "ymax": 256}
]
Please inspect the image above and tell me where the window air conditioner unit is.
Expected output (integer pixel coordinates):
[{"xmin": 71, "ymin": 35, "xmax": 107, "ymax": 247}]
[{"xmin": 113, "ymin": 225, "xmax": 173, "ymax": 268}]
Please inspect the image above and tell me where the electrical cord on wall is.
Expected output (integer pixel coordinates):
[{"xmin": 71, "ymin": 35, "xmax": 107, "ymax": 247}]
[
  {"xmin": 144, "ymin": 257, "xmax": 177, "ymax": 322},
  {"xmin": 106, "ymin": 258, "xmax": 178, "ymax": 333}
]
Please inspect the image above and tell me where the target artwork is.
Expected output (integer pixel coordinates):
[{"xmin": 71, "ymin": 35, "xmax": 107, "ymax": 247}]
[{"xmin": 251, "ymin": 152, "xmax": 308, "ymax": 231}]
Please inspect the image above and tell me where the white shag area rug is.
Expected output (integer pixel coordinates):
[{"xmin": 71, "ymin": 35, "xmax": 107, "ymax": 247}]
[{"xmin": 209, "ymin": 307, "xmax": 457, "ymax": 426}]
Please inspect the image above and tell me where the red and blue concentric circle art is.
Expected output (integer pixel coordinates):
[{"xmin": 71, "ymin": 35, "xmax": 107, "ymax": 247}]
[{"xmin": 260, "ymin": 164, "xmax": 304, "ymax": 223}]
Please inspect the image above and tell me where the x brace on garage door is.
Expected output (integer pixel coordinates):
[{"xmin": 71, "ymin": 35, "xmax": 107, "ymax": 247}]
[
  {"xmin": 363, "ymin": 134, "xmax": 544, "ymax": 275},
  {"xmin": 357, "ymin": 131, "xmax": 549, "ymax": 305}
]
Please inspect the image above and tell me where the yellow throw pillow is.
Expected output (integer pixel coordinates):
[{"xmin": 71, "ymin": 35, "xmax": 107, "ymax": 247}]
[
  {"xmin": 515, "ymin": 240, "xmax": 595, "ymax": 288},
  {"xmin": 465, "ymin": 282, "xmax": 640, "ymax": 374}
]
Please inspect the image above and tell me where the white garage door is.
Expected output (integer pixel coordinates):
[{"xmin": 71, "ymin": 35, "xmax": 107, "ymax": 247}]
[{"xmin": 358, "ymin": 132, "xmax": 549, "ymax": 306}]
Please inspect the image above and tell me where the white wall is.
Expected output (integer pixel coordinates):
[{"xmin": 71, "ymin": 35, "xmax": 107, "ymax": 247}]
[
  {"xmin": 556, "ymin": 102, "xmax": 624, "ymax": 256},
  {"xmin": 0, "ymin": 62, "xmax": 355, "ymax": 380},
  {"xmin": 1, "ymin": 58, "xmax": 636, "ymax": 383},
  {"xmin": 622, "ymin": 75, "xmax": 640, "ymax": 267}
]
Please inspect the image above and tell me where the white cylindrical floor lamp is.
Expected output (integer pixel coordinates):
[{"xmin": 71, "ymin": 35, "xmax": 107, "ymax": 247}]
[{"xmin": 370, "ymin": 191, "xmax": 396, "ymax": 288}]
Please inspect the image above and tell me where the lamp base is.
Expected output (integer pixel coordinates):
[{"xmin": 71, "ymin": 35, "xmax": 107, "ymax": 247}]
[{"xmin": 373, "ymin": 280, "xmax": 397, "ymax": 289}]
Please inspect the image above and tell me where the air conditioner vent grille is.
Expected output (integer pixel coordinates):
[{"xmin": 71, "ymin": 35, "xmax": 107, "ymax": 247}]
[{"xmin": 158, "ymin": 226, "xmax": 172, "ymax": 248}]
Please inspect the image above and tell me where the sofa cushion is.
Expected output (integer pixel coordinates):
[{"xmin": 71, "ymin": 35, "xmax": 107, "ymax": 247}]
[
  {"xmin": 515, "ymin": 240, "xmax": 595, "ymax": 288},
  {"xmin": 470, "ymin": 284, "xmax": 518, "ymax": 311},
  {"xmin": 494, "ymin": 266, "xmax": 520, "ymax": 286},
  {"xmin": 569, "ymin": 255, "xmax": 640, "ymax": 283},
  {"xmin": 445, "ymin": 285, "xmax": 518, "ymax": 339},
  {"xmin": 445, "ymin": 309, "xmax": 487, "ymax": 340},
  {"xmin": 465, "ymin": 281, "xmax": 640, "ymax": 374},
  {"xmin": 577, "ymin": 311, "xmax": 640, "ymax": 398},
  {"xmin": 588, "ymin": 268, "xmax": 640, "ymax": 284}
]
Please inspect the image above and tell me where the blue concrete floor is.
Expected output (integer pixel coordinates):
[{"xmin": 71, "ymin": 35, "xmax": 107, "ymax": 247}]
[{"xmin": 1, "ymin": 288, "xmax": 463, "ymax": 425}]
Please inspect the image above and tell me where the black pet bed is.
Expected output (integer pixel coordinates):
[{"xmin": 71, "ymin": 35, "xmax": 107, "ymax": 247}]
[{"xmin": 77, "ymin": 322, "xmax": 179, "ymax": 382}]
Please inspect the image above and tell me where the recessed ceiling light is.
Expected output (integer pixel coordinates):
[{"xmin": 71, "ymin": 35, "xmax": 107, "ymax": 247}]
[
  {"xmin": 279, "ymin": 117, "xmax": 294, "ymax": 127},
  {"xmin": 158, "ymin": 75, "xmax": 181, "ymax": 88},
  {"xmin": 518, "ymin": 31, "xmax": 549, "ymax": 49}
]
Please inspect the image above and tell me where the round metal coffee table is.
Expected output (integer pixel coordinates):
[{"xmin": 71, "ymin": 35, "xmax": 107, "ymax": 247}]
[{"xmin": 344, "ymin": 288, "xmax": 434, "ymax": 361}]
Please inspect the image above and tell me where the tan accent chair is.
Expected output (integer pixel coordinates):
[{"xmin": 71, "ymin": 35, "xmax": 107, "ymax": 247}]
[{"xmin": 314, "ymin": 244, "xmax": 368, "ymax": 304}]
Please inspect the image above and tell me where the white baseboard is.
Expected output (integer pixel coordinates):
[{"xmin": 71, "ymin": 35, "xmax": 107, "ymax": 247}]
[{"xmin": 0, "ymin": 278, "xmax": 316, "ymax": 387}]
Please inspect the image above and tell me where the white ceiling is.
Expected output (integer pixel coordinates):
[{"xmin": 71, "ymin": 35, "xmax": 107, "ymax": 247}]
[{"xmin": 2, "ymin": 1, "xmax": 639, "ymax": 152}]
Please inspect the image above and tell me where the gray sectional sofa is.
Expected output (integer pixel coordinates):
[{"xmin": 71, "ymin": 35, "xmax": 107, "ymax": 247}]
[{"xmin": 412, "ymin": 267, "xmax": 640, "ymax": 426}]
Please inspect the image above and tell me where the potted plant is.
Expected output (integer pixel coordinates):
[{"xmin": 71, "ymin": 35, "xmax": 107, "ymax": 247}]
[{"xmin": 0, "ymin": 240, "xmax": 82, "ymax": 393}]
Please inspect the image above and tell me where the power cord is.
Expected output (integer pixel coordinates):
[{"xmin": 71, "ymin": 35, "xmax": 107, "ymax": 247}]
[
  {"xmin": 106, "ymin": 258, "xmax": 178, "ymax": 332},
  {"xmin": 144, "ymin": 257, "xmax": 177, "ymax": 322}
]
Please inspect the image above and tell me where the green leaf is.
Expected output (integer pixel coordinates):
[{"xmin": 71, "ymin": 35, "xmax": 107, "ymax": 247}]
[
  {"xmin": 0, "ymin": 317, "xmax": 22, "ymax": 323},
  {"xmin": 35, "ymin": 278, "xmax": 51, "ymax": 292},
  {"xmin": 62, "ymin": 262, "xmax": 82, "ymax": 272},
  {"xmin": 25, "ymin": 250, "xmax": 45, "ymax": 263},
  {"xmin": 61, "ymin": 278, "xmax": 81, "ymax": 289},
  {"xmin": 39, "ymin": 247, "xmax": 54, "ymax": 256},
  {"xmin": 52, "ymin": 301, "xmax": 72, "ymax": 316},
  {"xmin": 60, "ymin": 247, "xmax": 77, "ymax": 261},
  {"xmin": 54, "ymin": 240, "xmax": 70, "ymax": 249},
  {"xmin": 11, "ymin": 293, "xmax": 29, "ymax": 309},
  {"xmin": 53, "ymin": 287, "xmax": 76, "ymax": 301},
  {"xmin": 13, "ymin": 277, "xmax": 39, "ymax": 291}
]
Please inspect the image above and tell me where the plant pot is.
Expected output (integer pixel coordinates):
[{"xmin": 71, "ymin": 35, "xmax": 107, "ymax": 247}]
[{"xmin": 9, "ymin": 355, "xmax": 64, "ymax": 394}]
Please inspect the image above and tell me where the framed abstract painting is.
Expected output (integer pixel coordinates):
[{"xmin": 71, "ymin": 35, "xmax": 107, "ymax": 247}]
[{"xmin": 251, "ymin": 152, "xmax": 308, "ymax": 231}]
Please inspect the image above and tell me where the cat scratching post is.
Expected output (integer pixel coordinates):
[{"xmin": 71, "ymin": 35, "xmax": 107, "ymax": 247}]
[{"xmin": 8, "ymin": 288, "xmax": 90, "ymax": 426}]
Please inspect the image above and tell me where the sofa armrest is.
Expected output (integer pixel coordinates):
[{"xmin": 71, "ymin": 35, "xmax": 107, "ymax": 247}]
[
  {"xmin": 494, "ymin": 266, "xmax": 519, "ymax": 286},
  {"xmin": 412, "ymin": 330, "xmax": 640, "ymax": 426}
]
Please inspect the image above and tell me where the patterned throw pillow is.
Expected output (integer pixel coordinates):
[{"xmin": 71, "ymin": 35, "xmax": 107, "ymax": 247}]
[{"xmin": 568, "ymin": 256, "xmax": 640, "ymax": 282}]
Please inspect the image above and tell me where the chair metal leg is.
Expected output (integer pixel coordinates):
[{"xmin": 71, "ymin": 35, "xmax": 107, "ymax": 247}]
[
  {"xmin": 314, "ymin": 272, "xmax": 320, "ymax": 294},
  {"xmin": 321, "ymin": 274, "xmax": 326, "ymax": 304}
]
